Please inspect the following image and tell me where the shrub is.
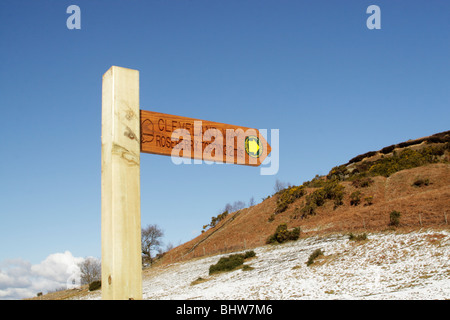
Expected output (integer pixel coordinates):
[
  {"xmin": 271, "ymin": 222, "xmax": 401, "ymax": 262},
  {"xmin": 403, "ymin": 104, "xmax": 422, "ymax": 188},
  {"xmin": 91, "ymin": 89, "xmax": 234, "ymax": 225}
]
[
  {"xmin": 298, "ymin": 181, "xmax": 345, "ymax": 218},
  {"xmin": 209, "ymin": 254, "xmax": 245, "ymax": 275},
  {"xmin": 350, "ymin": 191, "xmax": 361, "ymax": 206},
  {"xmin": 389, "ymin": 210, "xmax": 401, "ymax": 227},
  {"xmin": 368, "ymin": 147, "xmax": 443, "ymax": 177},
  {"xmin": 300, "ymin": 202, "xmax": 317, "ymax": 218},
  {"xmin": 307, "ymin": 188, "xmax": 326, "ymax": 207},
  {"xmin": 89, "ymin": 280, "xmax": 101, "ymax": 291},
  {"xmin": 349, "ymin": 233, "xmax": 368, "ymax": 241},
  {"xmin": 380, "ymin": 145, "xmax": 396, "ymax": 154},
  {"xmin": 313, "ymin": 181, "xmax": 344, "ymax": 207},
  {"xmin": 274, "ymin": 202, "xmax": 289, "ymax": 214},
  {"xmin": 426, "ymin": 137, "xmax": 444, "ymax": 144},
  {"xmin": 303, "ymin": 175, "xmax": 326, "ymax": 188},
  {"xmin": 352, "ymin": 177, "xmax": 374, "ymax": 188},
  {"xmin": 266, "ymin": 223, "xmax": 300, "ymax": 244},
  {"xmin": 397, "ymin": 140, "xmax": 419, "ymax": 148},
  {"xmin": 205, "ymin": 210, "xmax": 229, "ymax": 230},
  {"xmin": 327, "ymin": 165, "xmax": 349, "ymax": 181},
  {"xmin": 348, "ymin": 151, "xmax": 377, "ymax": 164},
  {"xmin": 306, "ymin": 249, "xmax": 324, "ymax": 266},
  {"xmin": 412, "ymin": 178, "xmax": 430, "ymax": 187},
  {"xmin": 243, "ymin": 250, "xmax": 256, "ymax": 259},
  {"xmin": 323, "ymin": 181, "xmax": 345, "ymax": 205},
  {"xmin": 209, "ymin": 251, "xmax": 256, "ymax": 275},
  {"xmin": 364, "ymin": 196, "xmax": 374, "ymax": 206},
  {"xmin": 338, "ymin": 144, "xmax": 448, "ymax": 180},
  {"xmin": 289, "ymin": 227, "xmax": 301, "ymax": 241},
  {"xmin": 275, "ymin": 185, "xmax": 306, "ymax": 214}
]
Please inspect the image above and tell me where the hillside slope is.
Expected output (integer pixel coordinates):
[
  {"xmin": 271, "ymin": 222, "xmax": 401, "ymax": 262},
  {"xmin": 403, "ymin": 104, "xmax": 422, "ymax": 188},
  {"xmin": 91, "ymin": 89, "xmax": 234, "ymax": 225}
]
[
  {"xmin": 29, "ymin": 130, "xmax": 450, "ymax": 300},
  {"xmin": 75, "ymin": 229, "xmax": 450, "ymax": 300},
  {"xmin": 148, "ymin": 230, "xmax": 450, "ymax": 300},
  {"xmin": 162, "ymin": 131, "xmax": 450, "ymax": 265}
]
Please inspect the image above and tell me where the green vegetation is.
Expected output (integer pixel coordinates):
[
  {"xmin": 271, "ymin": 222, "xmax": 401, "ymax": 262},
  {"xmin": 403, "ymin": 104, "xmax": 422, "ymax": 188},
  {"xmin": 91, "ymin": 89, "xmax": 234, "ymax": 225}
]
[
  {"xmin": 209, "ymin": 254, "xmax": 244, "ymax": 275},
  {"xmin": 203, "ymin": 210, "xmax": 229, "ymax": 231},
  {"xmin": 243, "ymin": 250, "xmax": 256, "ymax": 259},
  {"xmin": 336, "ymin": 141, "xmax": 449, "ymax": 183},
  {"xmin": 201, "ymin": 132, "xmax": 448, "ymax": 235},
  {"xmin": 306, "ymin": 249, "xmax": 324, "ymax": 266},
  {"xmin": 303, "ymin": 174, "xmax": 328, "ymax": 187},
  {"xmin": 88, "ymin": 280, "xmax": 101, "ymax": 291},
  {"xmin": 352, "ymin": 177, "xmax": 374, "ymax": 188},
  {"xmin": 326, "ymin": 165, "xmax": 349, "ymax": 181},
  {"xmin": 380, "ymin": 145, "xmax": 396, "ymax": 154},
  {"xmin": 269, "ymin": 137, "xmax": 447, "ymax": 226},
  {"xmin": 366, "ymin": 145, "xmax": 448, "ymax": 178},
  {"xmin": 350, "ymin": 191, "xmax": 361, "ymax": 206},
  {"xmin": 297, "ymin": 180, "xmax": 345, "ymax": 218},
  {"xmin": 266, "ymin": 223, "xmax": 300, "ymax": 244},
  {"xmin": 348, "ymin": 233, "xmax": 368, "ymax": 241},
  {"xmin": 346, "ymin": 131, "xmax": 450, "ymax": 165},
  {"xmin": 389, "ymin": 210, "xmax": 401, "ymax": 227},
  {"xmin": 274, "ymin": 185, "xmax": 306, "ymax": 214},
  {"xmin": 209, "ymin": 251, "xmax": 256, "ymax": 275}
]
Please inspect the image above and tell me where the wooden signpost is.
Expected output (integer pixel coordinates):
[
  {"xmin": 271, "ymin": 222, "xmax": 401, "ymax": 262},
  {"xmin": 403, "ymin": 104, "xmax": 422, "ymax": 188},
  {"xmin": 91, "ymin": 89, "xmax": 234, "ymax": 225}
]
[
  {"xmin": 140, "ymin": 110, "xmax": 271, "ymax": 166},
  {"xmin": 101, "ymin": 66, "xmax": 271, "ymax": 300}
]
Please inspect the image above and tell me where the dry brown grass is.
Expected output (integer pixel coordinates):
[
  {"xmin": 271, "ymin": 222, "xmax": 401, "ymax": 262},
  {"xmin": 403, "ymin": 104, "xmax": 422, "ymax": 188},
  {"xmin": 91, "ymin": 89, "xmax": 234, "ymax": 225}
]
[
  {"xmin": 25, "ymin": 285, "xmax": 93, "ymax": 300},
  {"xmin": 161, "ymin": 163, "xmax": 450, "ymax": 266},
  {"xmin": 30, "ymin": 136, "xmax": 450, "ymax": 300}
]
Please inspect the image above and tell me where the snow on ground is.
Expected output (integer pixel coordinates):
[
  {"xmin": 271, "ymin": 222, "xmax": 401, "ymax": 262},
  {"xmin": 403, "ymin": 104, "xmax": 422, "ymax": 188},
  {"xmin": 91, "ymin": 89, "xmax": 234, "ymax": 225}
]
[{"xmin": 82, "ymin": 229, "xmax": 450, "ymax": 300}]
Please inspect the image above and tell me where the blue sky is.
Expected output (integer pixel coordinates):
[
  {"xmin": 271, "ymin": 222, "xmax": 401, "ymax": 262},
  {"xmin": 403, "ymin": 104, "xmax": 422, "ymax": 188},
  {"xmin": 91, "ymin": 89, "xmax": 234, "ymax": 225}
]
[{"xmin": 0, "ymin": 0, "xmax": 449, "ymax": 297}]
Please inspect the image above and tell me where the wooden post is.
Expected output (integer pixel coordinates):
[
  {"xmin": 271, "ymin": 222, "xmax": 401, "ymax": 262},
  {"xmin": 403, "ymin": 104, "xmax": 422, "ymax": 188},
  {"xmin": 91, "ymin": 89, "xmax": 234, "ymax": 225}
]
[{"xmin": 101, "ymin": 66, "xmax": 142, "ymax": 300}]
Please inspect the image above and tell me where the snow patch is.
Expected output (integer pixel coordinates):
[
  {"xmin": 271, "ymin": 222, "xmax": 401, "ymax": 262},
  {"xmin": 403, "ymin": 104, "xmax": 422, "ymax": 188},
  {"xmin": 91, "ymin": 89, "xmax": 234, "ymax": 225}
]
[{"xmin": 81, "ymin": 230, "xmax": 450, "ymax": 300}]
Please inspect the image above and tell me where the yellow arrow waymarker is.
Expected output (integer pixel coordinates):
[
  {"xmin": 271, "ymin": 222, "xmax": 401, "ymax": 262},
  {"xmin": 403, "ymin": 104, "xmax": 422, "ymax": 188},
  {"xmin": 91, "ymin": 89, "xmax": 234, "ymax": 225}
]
[
  {"xmin": 245, "ymin": 135, "xmax": 263, "ymax": 158},
  {"xmin": 249, "ymin": 139, "xmax": 259, "ymax": 153},
  {"xmin": 140, "ymin": 110, "xmax": 271, "ymax": 166}
]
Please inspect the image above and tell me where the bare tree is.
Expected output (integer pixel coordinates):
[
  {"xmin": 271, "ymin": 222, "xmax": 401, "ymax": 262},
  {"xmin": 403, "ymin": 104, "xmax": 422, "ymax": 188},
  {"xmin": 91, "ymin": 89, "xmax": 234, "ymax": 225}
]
[
  {"xmin": 78, "ymin": 257, "xmax": 101, "ymax": 285},
  {"xmin": 164, "ymin": 242, "xmax": 174, "ymax": 253},
  {"xmin": 248, "ymin": 196, "xmax": 255, "ymax": 207},
  {"xmin": 232, "ymin": 200, "xmax": 246, "ymax": 211},
  {"xmin": 141, "ymin": 224, "xmax": 164, "ymax": 265},
  {"xmin": 274, "ymin": 179, "xmax": 289, "ymax": 193},
  {"xmin": 223, "ymin": 203, "xmax": 233, "ymax": 213}
]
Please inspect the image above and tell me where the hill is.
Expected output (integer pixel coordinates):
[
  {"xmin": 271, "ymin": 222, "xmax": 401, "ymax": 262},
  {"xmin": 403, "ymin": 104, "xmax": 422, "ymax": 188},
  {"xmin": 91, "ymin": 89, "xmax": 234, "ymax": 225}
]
[
  {"xmin": 28, "ymin": 130, "xmax": 450, "ymax": 300},
  {"xmin": 161, "ymin": 130, "xmax": 450, "ymax": 265},
  {"xmin": 49, "ymin": 229, "xmax": 450, "ymax": 300}
]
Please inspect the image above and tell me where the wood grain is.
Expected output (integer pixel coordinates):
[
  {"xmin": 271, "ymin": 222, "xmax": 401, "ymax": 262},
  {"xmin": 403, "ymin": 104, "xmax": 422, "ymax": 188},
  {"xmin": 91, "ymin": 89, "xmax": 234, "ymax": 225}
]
[
  {"xmin": 101, "ymin": 66, "xmax": 142, "ymax": 300},
  {"xmin": 140, "ymin": 110, "xmax": 271, "ymax": 166}
]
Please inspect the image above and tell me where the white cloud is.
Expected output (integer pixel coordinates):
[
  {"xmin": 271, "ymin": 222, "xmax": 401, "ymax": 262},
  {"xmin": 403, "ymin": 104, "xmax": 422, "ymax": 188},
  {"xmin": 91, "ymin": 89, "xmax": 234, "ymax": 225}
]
[{"xmin": 0, "ymin": 251, "xmax": 87, "ymax": 300}]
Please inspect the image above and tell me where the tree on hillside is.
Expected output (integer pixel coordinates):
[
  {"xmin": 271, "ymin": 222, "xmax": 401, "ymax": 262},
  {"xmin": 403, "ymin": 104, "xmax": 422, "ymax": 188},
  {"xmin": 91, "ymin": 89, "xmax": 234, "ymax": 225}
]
[
  {"xmin": 141, "ymin": 224, "xmax": 164, "ymax": 266},
  {"xmin": 274, "ymin": 179, "xmax": 289, "ymax": 193},
  {"xmin": 248, "ymin": 196, "xmax": 255, "ymax": 207},
  {"xmin": 231, "ymin": 200, "xmax": 246, "ymax": 211},
  {"xmin": 78, "ymin": 257, "xmax": 101, "ymax": 285}
]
